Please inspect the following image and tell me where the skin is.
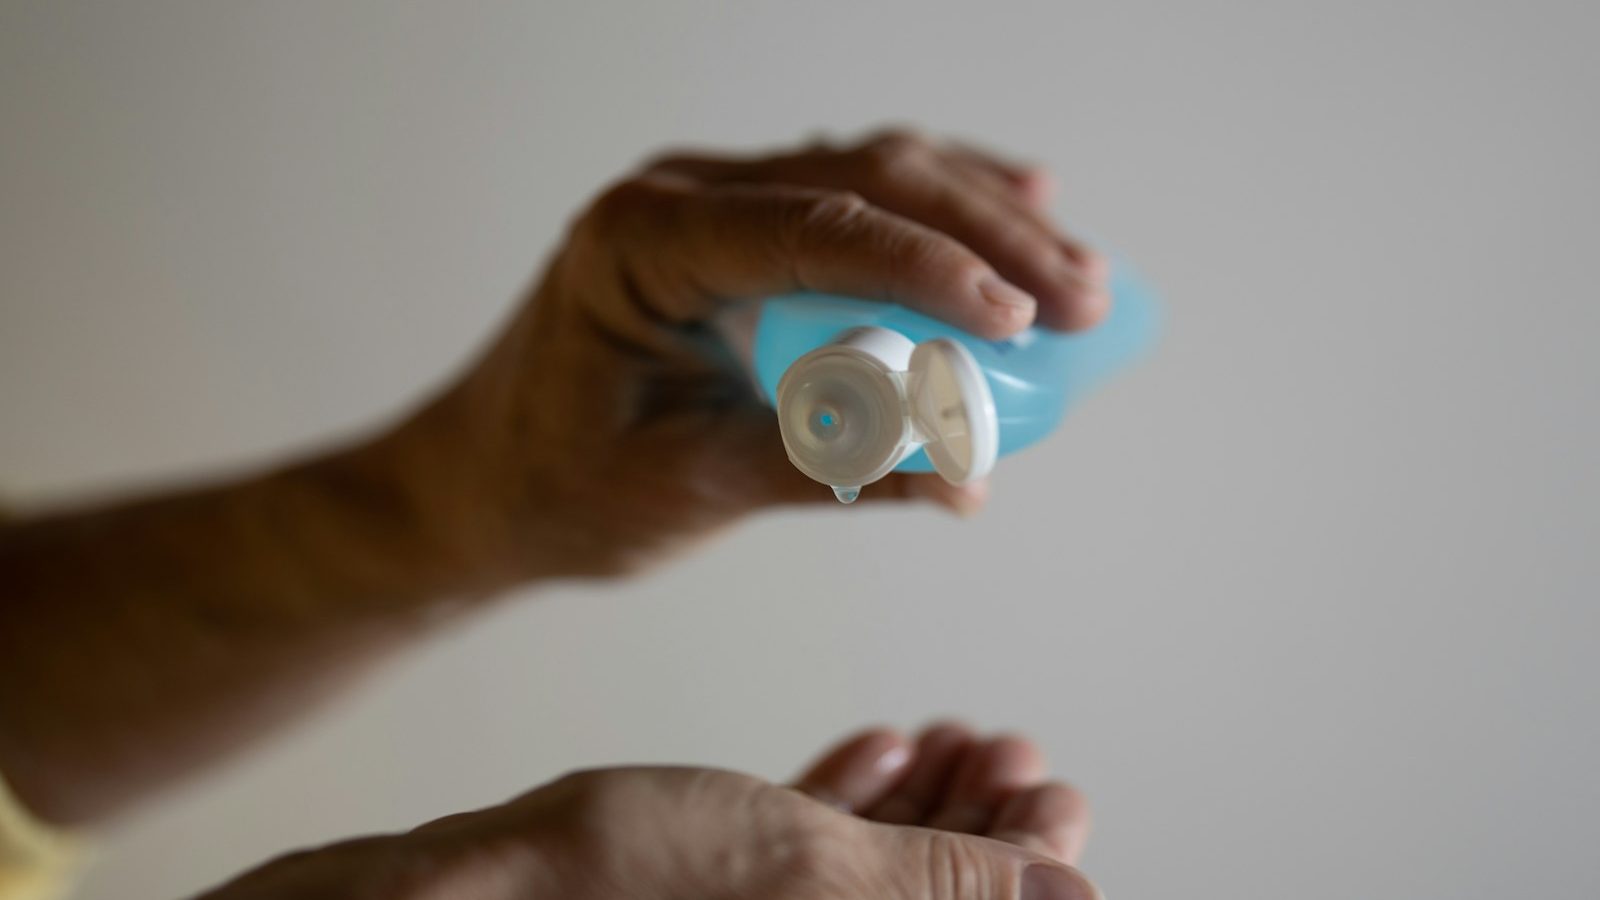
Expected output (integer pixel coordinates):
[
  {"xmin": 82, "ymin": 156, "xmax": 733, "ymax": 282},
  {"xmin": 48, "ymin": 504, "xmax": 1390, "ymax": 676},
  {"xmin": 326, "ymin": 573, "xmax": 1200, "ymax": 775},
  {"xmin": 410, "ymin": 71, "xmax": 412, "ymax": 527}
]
[
  {"xmin": 0, "ymin": 130, "xmax": 1109, "ymax": 896},
  {"xmin": 196, "ymin": 724, "xmax": 1098, "ymax": 900}
]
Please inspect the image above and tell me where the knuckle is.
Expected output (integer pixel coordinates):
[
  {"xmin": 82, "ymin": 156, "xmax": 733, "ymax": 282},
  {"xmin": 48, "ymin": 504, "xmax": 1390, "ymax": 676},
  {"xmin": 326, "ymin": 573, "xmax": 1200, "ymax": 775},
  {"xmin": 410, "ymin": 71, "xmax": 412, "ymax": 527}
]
[
  {"xmin": 532, "ymin": 767, "xmax": 676, "ymax": 851},
  {"xmin": 584, "ymin": 178, "xmax": 650, "ymax": 233},
  {"xmin": 580, "ymin": 175, "xmax": 679, "ymax": 241},
  {"xmin": 539, "ymin": 767, "xmax": 610, "ymax": 810},
  {"xmin": 538, "ymin": 767, "xmax": 635, "ymax": 826},
  {"xmin": 681, "ymin": 777, "xmax": 851, "ymax": 894},
  {"xmin": 862, "ymin": 127, "xmax": 931, "ymax": 154},
  {"xmin": 854, "ymin": 130, "xmax": 935, "ymax": 182},
  {"xmin": 787, "ymin": 189, "xmax": 870, "ymax": 241}
]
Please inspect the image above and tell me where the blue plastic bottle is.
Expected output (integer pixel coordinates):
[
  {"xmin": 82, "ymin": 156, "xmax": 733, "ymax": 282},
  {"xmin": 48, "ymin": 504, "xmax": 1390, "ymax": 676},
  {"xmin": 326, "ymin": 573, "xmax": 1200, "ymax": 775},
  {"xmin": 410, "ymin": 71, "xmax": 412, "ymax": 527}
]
[{"xmin": 743, "ymin": 263, "xmax": 1158, "ymax": 501}]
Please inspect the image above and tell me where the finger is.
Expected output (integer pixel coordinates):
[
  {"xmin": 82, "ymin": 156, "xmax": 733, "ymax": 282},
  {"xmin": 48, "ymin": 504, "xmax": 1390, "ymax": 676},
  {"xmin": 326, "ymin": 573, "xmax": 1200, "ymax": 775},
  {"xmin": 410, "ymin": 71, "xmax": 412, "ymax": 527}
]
[
  {"xmin": 922, "ymin": 156, "xmax": 1111, "ymax": 331},
  {"xmin": 650, "ymin": 140, "xmax": 1057, "ymax": 211},
  {"xmin": 988, "ymin": 782, "xmax": 1092, "ymax": 865},
  {"xmin": 865, "ymin": 722, "xmax": 979, "ymax": 825},
  {"xmin": 939, "ymin": 151, "xmax": 1106, "ymax": 281},
  {"xmin": 646, "ymin": 140, "xmax": 1109, "ymax": 331},
  {"xmin": 925, "ymin": 734, "xmax": 1047, "ymax": 834},
  {"xmin": 947, "ymin": 142, "xmax": 1058, "ymax": 210},
  {"xmin": 877, "ymin": 825, "xmax": 1101, "ymax": 900},
  {"xmin": 792, "ymin": 728, "xmax": 913, "ymax": 813},
  {"xmin": 583, "ymin": 177, "xmax": 1037, "ymax": 340}
]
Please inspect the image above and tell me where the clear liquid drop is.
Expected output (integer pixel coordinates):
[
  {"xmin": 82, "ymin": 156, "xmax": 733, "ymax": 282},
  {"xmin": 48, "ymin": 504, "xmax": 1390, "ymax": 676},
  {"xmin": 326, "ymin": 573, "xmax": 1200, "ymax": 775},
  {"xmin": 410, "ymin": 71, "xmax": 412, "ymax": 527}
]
[{"xmin": 832, "ymin": 485, "xmax": 861, "ymax": 504}]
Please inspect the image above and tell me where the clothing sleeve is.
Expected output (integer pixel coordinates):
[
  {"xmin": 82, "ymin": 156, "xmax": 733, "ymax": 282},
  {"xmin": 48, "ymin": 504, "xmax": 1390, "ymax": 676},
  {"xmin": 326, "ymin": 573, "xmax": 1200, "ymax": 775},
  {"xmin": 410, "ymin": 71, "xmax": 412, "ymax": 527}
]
[
  {"xmin": 0, "ymin": 773, "xmax": 82, "ymax": 900},
  {"xmin": 0, "ymin": 504, "xmax": 85, "ymax": 900}
]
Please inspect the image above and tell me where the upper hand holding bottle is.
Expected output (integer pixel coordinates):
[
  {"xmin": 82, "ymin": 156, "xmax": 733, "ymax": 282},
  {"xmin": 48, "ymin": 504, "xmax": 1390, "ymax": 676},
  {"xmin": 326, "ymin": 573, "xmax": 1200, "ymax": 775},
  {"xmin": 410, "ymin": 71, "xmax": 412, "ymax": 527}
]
[{"xmin": 402, "ymin": 130, "xmax": 1112, "ymax": 581}]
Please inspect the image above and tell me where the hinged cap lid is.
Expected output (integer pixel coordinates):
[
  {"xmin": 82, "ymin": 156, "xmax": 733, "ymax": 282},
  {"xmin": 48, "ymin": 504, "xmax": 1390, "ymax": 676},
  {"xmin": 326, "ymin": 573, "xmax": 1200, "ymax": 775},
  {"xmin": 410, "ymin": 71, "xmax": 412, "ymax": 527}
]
[{"xmin": 908, "ymin": 338, "xmax": 998, "ymax": 484}]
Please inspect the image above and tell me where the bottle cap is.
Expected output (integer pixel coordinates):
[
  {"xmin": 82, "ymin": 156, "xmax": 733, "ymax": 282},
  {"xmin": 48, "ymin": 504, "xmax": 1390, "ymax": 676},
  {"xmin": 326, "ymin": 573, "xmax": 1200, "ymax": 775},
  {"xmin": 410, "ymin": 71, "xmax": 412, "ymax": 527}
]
[
  {"xmin": 774, "ymin": 328, "xmax": 997, "ymax": 492},
  {"xmin": 776, "ymin": 339, "xmax": 911, "ymax": 490}
]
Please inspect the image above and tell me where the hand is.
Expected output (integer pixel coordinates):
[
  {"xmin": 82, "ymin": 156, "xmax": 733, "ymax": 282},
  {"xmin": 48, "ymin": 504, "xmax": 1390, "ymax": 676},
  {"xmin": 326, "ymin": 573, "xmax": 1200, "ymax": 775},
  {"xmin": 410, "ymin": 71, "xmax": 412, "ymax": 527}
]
[
  {"xmin": 792, "ymin": 722, "xmax": 1091, "ymax": 863},
  {"xmin": 196, "ymin": 724, "xmax": 1097, "ymax": 900},
  {"xmin": 393, "ymin": 131, "xmax": 1111, "ymax": 582}
]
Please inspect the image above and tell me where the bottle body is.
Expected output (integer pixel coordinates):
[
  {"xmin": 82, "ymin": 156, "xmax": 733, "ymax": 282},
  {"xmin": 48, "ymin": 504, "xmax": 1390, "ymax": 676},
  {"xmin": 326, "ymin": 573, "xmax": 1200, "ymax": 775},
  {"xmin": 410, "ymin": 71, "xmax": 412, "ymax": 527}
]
[{"xmin": 752, "ymin": 263, "xmax": 1159, "ymax": 474}]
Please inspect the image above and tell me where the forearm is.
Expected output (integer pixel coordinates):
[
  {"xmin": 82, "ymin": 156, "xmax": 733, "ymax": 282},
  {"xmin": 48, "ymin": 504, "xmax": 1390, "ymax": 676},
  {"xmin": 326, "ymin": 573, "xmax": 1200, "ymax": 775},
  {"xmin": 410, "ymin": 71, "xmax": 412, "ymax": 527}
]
[{"xmin": 0, "ymin": 398, "xmax": 528, "ymax": 825}]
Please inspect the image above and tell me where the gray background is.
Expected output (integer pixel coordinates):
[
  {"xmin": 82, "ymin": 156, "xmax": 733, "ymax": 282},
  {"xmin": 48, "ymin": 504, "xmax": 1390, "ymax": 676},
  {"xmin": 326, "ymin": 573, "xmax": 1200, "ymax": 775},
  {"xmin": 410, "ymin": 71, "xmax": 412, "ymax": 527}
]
[{"xmin": 2, "ymin": 1, "xmax": 1596, "ymax": 898}]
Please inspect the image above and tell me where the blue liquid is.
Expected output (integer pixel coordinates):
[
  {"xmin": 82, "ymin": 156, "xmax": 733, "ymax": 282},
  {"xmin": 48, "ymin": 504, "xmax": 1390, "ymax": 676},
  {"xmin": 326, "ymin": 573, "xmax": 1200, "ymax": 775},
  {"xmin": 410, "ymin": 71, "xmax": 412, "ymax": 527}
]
[{"xmin": 753, "ymin": 264, "xmax": 1159, "ymax": 473}]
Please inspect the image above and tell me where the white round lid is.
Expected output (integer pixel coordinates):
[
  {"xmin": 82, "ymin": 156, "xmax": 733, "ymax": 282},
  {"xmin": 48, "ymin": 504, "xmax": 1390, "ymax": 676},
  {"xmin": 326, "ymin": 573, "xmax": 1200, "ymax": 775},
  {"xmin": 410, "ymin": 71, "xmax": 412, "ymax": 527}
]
[
  {"xmin": 775, "ymin": 347, "xmax": 911, "ymax": 489},
  {"xmin": 908, "ymin": 338, "xmax": 998, "ymax": 484}
]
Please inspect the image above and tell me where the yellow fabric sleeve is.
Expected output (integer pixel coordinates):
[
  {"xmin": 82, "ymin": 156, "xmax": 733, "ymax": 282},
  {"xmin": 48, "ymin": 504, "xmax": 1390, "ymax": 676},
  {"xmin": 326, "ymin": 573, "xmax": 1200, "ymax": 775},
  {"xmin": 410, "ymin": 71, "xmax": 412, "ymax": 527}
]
[
  {"xmin": 0, "ymin": 506, "xmax": 87, "ymax": 900},
  {"xmin": 0, "ymin": 773, "xmax": 81, "ymax": 900}
]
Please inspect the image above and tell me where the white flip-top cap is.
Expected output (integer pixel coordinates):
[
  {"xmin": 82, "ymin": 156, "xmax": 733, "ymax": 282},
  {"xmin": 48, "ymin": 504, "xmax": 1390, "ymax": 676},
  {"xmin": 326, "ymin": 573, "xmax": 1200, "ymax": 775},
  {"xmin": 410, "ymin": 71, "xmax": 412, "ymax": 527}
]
[
  {"xmin": 775, "ymin": 328, "xmax": 913, "ymax": 491},
  {"xmin": 908, "ymin": 338, "xmax": 998, "ymax": 484},
  {"xmin": 774, "ymin": 328, "xmax": 998, "ymax": 494}
]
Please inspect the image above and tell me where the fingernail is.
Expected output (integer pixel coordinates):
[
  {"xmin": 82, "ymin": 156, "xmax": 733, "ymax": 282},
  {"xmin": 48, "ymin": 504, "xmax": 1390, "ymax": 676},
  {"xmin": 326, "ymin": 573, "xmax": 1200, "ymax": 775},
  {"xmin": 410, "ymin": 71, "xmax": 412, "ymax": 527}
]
[
  {"xmin": 978, "ymin": 275, "xmax": 1036, "ymax": 311},
  {"xmin": 1022, "ymin": 864, "xmax": 1099, "ymax": 900}
]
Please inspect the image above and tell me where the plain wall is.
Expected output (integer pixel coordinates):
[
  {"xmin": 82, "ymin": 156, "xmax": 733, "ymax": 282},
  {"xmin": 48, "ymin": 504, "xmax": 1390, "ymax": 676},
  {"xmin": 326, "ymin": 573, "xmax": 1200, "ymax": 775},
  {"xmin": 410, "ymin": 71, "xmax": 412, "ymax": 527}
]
[{"xmin": 2, "ymin": 1, "xmax": 1597, "ymax": 898}]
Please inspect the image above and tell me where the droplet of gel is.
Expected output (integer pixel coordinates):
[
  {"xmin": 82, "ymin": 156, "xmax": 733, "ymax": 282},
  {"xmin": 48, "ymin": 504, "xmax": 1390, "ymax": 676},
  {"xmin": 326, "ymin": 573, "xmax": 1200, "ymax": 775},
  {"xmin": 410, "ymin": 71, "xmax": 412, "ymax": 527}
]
[{"xmin": 832, "ymin": 485, "xmax": 860, "ymax": 504}]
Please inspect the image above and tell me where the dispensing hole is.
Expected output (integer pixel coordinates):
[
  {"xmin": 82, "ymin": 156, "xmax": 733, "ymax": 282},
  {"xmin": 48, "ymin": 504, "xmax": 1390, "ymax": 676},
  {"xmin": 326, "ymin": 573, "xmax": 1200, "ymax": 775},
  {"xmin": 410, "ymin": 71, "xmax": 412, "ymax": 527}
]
[{"xmin": 810, "ymin": 406, "xmax": 844, "ymax": 441}]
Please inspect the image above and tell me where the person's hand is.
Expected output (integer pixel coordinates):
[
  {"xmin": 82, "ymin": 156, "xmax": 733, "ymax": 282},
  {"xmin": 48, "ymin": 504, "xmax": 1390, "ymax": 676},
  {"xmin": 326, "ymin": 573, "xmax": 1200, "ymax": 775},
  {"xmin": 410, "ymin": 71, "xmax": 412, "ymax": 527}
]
[
  {"xmin": 391, "ymin": 131, "xmax": 1111, "ymax": 582},
  {"xmin": 196, "ymin": 723, "xmax": 1097, "ymax": 900},
  {"xmin": 791, "ymin": 722, "xmax": 1091, "ymax": 863}
]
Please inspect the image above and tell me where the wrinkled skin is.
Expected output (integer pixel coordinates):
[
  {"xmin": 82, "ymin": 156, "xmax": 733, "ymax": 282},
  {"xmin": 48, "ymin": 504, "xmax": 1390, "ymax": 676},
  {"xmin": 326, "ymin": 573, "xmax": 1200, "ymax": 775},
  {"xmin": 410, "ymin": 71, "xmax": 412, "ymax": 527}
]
[{"xmin": 197, "ymin": 724, "xmax": 1098, "ymax": 900}]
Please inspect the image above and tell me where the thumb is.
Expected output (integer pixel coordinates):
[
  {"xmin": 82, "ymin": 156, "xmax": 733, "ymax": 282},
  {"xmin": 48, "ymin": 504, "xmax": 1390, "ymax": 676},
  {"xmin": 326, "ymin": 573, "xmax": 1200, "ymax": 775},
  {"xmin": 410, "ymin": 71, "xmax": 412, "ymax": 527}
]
[{"xmin": 877, "ymin": 826, "xmax": 1100, "ymax": 900}]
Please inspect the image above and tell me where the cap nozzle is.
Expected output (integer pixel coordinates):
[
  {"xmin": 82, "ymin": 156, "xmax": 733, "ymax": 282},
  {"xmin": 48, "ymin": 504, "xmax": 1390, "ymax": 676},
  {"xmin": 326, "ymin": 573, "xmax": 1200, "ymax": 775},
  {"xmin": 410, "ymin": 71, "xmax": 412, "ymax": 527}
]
[{"xmin": 774, "ymin": 326, "xmax": 997, "ymax": 497}]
